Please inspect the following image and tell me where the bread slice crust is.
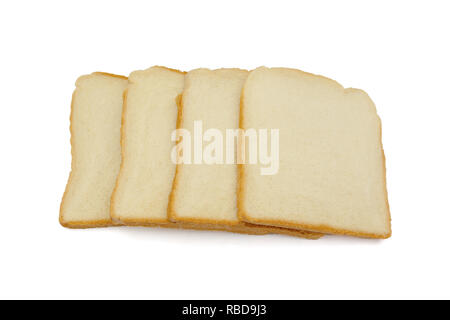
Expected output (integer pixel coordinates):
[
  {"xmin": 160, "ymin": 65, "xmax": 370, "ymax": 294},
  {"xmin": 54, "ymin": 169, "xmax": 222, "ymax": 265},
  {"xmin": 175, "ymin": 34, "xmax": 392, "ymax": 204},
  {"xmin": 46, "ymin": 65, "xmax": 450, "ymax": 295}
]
[
  {"xmin": 237, "ymin": 67, "xmax": 391, "ymax": 239},
  {"xmin": 60, "ymin": 72, "xmax": 128, "ymax": 228}
]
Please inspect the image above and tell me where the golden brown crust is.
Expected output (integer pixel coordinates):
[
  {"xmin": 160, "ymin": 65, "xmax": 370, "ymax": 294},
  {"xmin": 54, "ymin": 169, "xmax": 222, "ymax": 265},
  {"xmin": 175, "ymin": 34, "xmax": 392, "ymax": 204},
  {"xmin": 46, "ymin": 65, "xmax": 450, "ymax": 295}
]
[
  {"xmin": 170, "ymin": 215, "xmax": 241, "ymax": 226},
  {"xmin": 93, "ymin": 72, "xmax": 128, "ymax": 80},
  {"xmin": 60, "ymin": 72, "xmax": 128, "ymax": 229},
  {"xmin": 121, "ymin": 221, "xmax": 268, "ymax": 235},
  {"xmin": 167, "ymin": 72, "xmax": 322, "ymax": 239},
  {"xmin": 114, "ymin": 217, "xmax": 171, "ymax": 226},
  {"xmin": 379, "ymin": 119, "xmax": 392, "ymax": 237},
  {"xmin": 60, "ymin": 219, "xmax": 117, "ymax": 229},
  {"xmin": 239, "ymin": 213, "xmax": 390, "ymax": 239},
  {"xmin": 153, "ymin": 66, "xmax": 187, "ymax": 75},
  {"xmin": 237, "ymin": 68, "xmax": 391, "ymax": 239},
  {"xmin": 236, "ymin": 90, "xmax": 247, "ymax": 223},
  {"xmin": 124, "ymin": 218, "xmax": 321, "ymax": 238},
  {"xmin": 166, "ymin": 93, "xmax": 184, "ymax": 223},
  {"xmin": 59, "ymin": 91, "xmax": 80, "ymax": 227},
  {"xmin": 110, "ymin": 88, "xmax": 130, "ymax": 224}
]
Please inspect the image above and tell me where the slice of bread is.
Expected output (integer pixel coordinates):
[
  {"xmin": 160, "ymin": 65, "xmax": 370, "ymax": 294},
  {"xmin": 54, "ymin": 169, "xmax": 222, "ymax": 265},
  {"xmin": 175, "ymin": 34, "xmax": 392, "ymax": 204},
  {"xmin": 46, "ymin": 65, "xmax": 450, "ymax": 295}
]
[
  {"xmin": 111, "ymin": 66, "xmax": 185, "ymax": 225},
  {"xmin": 239, "ymin": 67, "xmax": 391, "ymax": 239},
  {"xmin": 168, "ymin": 68, "xmax": 322, "ymax": 239},
  {"xmin": 60, "ymin": 72, "xmax": 128, "ymax": 228}
]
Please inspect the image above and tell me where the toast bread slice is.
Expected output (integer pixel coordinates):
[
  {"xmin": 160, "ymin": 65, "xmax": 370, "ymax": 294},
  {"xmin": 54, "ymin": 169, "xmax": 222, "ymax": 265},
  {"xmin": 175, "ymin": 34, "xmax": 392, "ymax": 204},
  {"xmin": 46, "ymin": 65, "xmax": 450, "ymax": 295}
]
[
  {"xmin": 60, "ymin": 72, "xmax": 128, "ymax": 228},
  {"xmin": 110, "ymin": 66, "xmax": 185, "ymax": 225},
  {"xmin": 238, "ymin": 67, "xmax": 391, "ymax": 238}
]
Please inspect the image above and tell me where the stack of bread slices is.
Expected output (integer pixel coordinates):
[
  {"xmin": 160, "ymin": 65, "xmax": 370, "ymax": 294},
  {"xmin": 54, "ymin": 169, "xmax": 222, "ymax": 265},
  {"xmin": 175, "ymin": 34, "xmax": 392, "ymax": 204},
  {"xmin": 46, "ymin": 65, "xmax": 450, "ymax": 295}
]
[{"xmin": 60, "ymin": 66, "xmax": 391, "ymax": 239}]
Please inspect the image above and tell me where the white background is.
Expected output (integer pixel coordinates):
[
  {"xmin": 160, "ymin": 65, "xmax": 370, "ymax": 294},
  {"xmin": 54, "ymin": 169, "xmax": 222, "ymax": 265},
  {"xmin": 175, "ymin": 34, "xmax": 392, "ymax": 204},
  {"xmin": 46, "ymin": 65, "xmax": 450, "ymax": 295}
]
[{"xmin": 0, "ymin": 0, "xmax": 449, "ymax": 300}]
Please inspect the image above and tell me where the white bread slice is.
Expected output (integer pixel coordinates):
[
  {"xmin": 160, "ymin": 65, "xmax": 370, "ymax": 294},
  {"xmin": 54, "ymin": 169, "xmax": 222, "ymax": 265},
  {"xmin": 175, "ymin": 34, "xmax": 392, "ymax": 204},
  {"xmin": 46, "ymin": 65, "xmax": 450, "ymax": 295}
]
[
  {"xmin": 60, "ymin": 72, "xmax": 128, "ymax": 228},
  {"xmin": 239, "ymin": 67, "xmax": 391, "ymax": 239},
  {"xmin": 111, "ymin": 66, "xmax": 185, "ymax": 225},
  {"xmin": 168, "ymin": 68, "xmax": 322, "ymax": 239}
]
